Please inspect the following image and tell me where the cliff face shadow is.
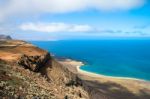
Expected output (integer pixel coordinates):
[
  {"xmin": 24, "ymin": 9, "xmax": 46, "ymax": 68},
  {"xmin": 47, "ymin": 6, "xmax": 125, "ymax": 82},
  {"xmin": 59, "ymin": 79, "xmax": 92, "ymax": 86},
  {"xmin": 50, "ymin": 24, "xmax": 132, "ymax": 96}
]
[
  {"xmin": 82, "ymin": 80, "xmax": 150, "ymax": 99},
  {"xmin": 39, "ymin": 59, "xmax": 52, "ymax": 82}
]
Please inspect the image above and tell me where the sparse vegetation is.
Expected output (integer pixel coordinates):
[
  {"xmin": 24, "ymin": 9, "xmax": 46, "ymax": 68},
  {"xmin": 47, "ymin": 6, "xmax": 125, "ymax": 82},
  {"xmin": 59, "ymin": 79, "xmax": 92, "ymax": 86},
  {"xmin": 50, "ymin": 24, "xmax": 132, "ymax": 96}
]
[
  {"xmin": 0, "ymin": 40, "xmax": 89, "ymax": 99},
  {"xmin": 0, "ymin": 62, "xmax": 55, "ymax": 99}
]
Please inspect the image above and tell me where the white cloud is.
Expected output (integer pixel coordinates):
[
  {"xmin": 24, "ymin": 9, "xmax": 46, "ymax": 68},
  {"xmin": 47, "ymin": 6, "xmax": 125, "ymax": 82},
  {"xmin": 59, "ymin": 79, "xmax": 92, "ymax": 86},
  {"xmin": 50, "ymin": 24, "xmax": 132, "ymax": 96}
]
[
  {"xmin": 19, "ymin": 22, "xmax": 94, "ymax": 32},
  {"xmin": 19, "ymin": 22, "xmax": 149, "ymax": 37},
  {"xmin": 69, "ymin": 25, "xmax": 93, "ymax": 32},
  {"xmin": 0, "ymin": 0, "xmax": 145, "ymax": 19}
]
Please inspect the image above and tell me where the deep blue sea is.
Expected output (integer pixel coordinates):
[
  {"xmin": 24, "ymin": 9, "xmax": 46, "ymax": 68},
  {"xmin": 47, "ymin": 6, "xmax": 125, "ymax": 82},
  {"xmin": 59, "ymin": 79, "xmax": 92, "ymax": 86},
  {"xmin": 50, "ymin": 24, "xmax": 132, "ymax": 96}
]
[{"xmin": 30, "ymin": 39, "xmax": 150, "ymax": 81}]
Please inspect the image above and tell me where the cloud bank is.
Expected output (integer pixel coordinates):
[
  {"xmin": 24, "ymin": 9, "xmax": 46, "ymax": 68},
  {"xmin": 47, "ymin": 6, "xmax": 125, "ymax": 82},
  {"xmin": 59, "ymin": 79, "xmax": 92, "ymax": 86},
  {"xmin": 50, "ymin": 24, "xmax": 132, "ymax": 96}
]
[
  {"xmin": 0, "ymin": 0, "xmax": 145, "ymax": 19},
  {"xmin": 19, "ymin": 22, "xmax": 147, "ymax": 36},
  {"xmin": 20, "ymin": 22, "xmax": 93, "ymax": 32}
]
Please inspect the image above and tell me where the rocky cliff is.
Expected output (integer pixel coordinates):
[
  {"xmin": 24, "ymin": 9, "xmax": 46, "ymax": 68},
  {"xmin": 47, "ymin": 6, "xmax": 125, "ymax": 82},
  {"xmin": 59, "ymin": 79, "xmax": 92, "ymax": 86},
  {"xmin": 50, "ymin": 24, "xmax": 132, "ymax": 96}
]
[
  {"xmin": 0, "ymin": 40, "xmax": 150, "ymax": 99},
  {"xmin": 0, "ymin": 40, "xmax": 89, "ymax": 99}
]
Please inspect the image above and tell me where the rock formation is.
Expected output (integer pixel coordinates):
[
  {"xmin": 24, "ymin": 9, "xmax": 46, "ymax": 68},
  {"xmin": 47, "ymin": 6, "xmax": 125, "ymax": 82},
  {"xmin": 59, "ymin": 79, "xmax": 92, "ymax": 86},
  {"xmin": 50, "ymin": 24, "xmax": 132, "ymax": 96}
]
[
  {"xmin": 18, "ymin": 53, "xmax": 50, "ymax": 72},
  {"xmin": 0, "ymin": 40, "xmax": 89, "ymax": 99}
]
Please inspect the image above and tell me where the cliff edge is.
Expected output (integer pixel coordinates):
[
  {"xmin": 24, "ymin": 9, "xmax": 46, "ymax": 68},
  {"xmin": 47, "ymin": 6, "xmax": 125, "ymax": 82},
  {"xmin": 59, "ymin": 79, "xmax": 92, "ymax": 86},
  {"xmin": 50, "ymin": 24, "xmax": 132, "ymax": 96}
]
[{"xmin": 0, "ymin": 40, "xmax": 89, "ymax": 99}]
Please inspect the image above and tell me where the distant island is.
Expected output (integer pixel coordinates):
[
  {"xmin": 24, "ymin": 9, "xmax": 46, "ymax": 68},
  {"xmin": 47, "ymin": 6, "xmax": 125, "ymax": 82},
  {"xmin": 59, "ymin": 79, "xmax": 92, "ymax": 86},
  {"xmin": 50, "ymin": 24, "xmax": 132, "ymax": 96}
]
[{"xmin": 0, "ymin": 35, "xmax": 12, "ymax": 40}]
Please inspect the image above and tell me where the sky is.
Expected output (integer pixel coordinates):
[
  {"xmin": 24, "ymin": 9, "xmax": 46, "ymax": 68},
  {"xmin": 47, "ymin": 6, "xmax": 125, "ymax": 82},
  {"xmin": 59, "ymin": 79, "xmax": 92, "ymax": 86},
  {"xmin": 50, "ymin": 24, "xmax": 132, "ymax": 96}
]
[{"xmin": 0, "ymin": 0, "xmax": 150, "ymax": 40}]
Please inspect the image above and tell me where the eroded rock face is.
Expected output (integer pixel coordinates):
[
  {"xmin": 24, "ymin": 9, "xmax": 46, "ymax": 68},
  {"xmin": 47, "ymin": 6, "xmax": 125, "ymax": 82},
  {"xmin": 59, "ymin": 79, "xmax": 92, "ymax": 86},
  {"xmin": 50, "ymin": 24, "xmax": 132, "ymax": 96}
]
[
  {"xmin": 0, "ymin": 40, "xmax": 90, "ymax": 99},
  {"xmin": 18, "ymin": 53, "xmax": 51, "ymax": 72},
  {"xmin": 0, "ymin": 40, "xmax": 51, "ymax": 72}
]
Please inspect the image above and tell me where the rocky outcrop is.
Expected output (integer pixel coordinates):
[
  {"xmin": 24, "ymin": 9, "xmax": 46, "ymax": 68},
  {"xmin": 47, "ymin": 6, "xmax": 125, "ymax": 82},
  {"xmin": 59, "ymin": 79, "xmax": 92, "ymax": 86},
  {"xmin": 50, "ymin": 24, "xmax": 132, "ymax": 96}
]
[
  {"xmin": 0, "ymin": 40, "xmax": 90, "ymax": 99},
  {"xmin": 18, "ymin": 53, "xmax": 50, "ymax": 72}
]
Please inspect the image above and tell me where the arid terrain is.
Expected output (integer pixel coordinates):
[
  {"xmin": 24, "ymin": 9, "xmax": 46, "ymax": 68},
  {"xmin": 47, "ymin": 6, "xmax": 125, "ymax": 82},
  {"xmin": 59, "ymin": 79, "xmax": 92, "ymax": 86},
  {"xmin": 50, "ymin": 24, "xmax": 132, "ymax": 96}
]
[
  {"xmin": 0, "ymin": 40, "xmax": 150, "ymax": 99},
  {"xmin": 0, "ymin": 40, "xmax": 89, "ymax": 99}
]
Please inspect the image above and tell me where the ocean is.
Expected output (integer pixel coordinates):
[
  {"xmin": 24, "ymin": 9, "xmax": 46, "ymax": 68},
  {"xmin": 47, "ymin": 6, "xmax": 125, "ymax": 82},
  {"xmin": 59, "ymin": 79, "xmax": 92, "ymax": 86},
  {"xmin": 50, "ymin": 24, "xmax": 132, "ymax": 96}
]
[{"xmin": 30, "ymin": 39, "xmax": 150, "ymax": 81}]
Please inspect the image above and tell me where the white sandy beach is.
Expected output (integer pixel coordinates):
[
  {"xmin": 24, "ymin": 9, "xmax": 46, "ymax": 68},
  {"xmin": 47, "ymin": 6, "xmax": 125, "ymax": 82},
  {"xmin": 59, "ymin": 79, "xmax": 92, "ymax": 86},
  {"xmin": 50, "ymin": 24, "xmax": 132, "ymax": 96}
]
[
  {"xmin": 58, "ymin": 58, "xmax": 150, "ymax": 94},
  {"xmin": 77, "ymin": 65, "xmax": 147, "ymax": 82},
  {"xmin": 61, "ymin": 59, "xmax": 147, "ymax": 81},
  {"xmin": 61, "ymin": 59, "xmax": 148, "ymax": 82}
]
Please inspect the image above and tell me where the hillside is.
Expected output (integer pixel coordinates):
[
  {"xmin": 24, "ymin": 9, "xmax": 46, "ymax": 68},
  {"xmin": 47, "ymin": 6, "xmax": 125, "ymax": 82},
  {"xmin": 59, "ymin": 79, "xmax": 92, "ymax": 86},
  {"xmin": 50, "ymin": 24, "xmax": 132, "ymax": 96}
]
[
  {"xmin": 0, "ymin": 40, "xmax": 89, "ymax": 99},
  {"xmin": 0, "ymin": 40, "xmax": 150, "ymax": 99}
]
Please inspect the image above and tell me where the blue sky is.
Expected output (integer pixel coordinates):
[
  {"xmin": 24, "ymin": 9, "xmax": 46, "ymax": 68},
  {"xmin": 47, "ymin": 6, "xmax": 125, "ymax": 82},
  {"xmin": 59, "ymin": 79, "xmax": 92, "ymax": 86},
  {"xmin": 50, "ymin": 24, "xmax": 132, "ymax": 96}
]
[{"xmin": 0, "ymin": 0, "xmax": 150, "ymax": 40}]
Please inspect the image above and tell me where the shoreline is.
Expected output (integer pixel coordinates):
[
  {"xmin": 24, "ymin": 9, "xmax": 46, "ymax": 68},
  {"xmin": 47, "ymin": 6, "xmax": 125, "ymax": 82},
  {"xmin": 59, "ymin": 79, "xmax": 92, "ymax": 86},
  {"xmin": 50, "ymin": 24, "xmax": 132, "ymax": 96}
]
[
  {"xmin": 77, "ymin": 65, "xmax": 149, "ymax": 82},
  {"xmin": 58, "ymin": 58, "xmax": 149, "ymax": 82},
  {"xmin": 61, "ymin": 59, "xmax": 149, "ymax": 83},
  {"xmin": 59, "ymin": 58, "xmax": 150, "ymax": 98},
  {"xmin": 66, "ymin": 59, "xmax": 150, "ymax": 83}
]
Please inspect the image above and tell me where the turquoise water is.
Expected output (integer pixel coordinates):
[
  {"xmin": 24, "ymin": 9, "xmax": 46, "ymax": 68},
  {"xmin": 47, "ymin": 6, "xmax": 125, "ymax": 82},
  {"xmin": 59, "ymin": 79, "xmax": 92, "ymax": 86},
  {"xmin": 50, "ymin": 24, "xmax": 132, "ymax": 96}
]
[{"xmin": 30, "ymin": 39, "xmax": 150, "ymax": 81}]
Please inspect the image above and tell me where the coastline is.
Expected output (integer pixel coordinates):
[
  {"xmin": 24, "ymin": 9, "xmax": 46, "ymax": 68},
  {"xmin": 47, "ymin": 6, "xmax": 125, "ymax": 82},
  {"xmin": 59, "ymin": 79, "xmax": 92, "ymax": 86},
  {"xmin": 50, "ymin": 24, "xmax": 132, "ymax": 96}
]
[
  {"xmin": 77, "ymin": 65, "xmax": 148, "ymax": 82},
  {"xmin": 58, "ymin": 58, "xmax": 149, "ymax": 82},
  {"xmin": 59, "ymin": 58, "xmax": 150, "ymax": 94}
]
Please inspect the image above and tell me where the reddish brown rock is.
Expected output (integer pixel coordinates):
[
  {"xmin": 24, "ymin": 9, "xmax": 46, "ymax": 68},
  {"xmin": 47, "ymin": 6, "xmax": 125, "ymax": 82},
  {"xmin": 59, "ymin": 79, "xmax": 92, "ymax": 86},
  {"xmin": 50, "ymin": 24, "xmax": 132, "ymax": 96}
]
[{"xmin": 0, "ymin": 40, "xmax": 51, "ymax": 71}]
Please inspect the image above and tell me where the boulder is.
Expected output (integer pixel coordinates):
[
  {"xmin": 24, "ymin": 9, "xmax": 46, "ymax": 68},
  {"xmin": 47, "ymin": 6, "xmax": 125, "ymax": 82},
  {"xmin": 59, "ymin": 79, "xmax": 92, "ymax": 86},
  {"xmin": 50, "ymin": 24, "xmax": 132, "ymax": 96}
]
[{"xmin": 18, "ymin": 53, "xmax": 51, "ymax": 72}]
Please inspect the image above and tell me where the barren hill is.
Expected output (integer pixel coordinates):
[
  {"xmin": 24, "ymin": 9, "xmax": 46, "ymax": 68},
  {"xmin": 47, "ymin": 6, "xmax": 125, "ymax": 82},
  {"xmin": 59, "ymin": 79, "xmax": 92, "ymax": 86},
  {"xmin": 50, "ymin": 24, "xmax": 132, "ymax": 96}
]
[{"xmin": 0, "ymin": 40, "xmax": 150, "ymax": 99}]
